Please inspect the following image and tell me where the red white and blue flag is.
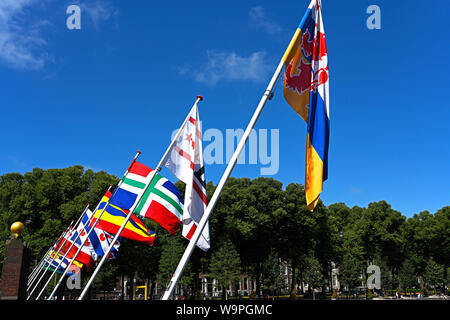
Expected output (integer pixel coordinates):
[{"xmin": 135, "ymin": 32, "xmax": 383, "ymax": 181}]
[
  {"xmin": 166, "ymin": 102, "xmax": 210, "ymax": 251},
  {"xmin": 59, "ymin": 226, "xmax": 95, "ymax": 271},
  {"xmin": 78, "ymin": 209, "xmax": 121, "ymax": 260}
]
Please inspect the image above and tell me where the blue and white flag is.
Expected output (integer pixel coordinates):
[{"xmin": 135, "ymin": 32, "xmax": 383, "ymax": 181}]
[{"xmin": 78, "ymin": 209, "xmax": 121, "ymax": 260}]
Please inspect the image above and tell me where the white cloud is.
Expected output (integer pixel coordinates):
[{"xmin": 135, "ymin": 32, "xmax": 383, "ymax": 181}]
[
  {"xmin": 249, "ymin": 6, "xmax": 282, "ymax": 35},
  {"xmin": 194, "ymin": 50, "xmax": 271, "ymax": 86},
  {"xmin": 0, "ymin": 0, "xmax": 50, "ymax": 70},
  {"xmin": 80, "ymin": 0, "xmax": 118, "ymax": 30},
  {"xmin": 0, "ymin": 0, "xmax": 119, "ymax": 70}
]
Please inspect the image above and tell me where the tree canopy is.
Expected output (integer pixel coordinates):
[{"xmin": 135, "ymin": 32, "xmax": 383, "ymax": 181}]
[{"xmin": 0, "ymin": 166, "xmax": 448, "ymax": 297}]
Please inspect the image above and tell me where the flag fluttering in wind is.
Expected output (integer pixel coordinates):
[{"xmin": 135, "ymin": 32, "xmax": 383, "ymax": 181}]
[
  {"xmin": 282, "ymin": 0, "xmax": 329, "ymax": 211},
  {"xmin": 166, "ymin": 102, "xmax": 210, "ymax": 251},
  {"xmin": 134, "ymin": 170, "xmax": 184, "ymax": 235},
  {"xmin": 110, "ymin": 160, "xmax": 184, "ymax": 235},
  {"xmin": 79, "ymin": 209, "xmax": 121, "ymax": 260},
  {"xmin": 59, "ymin": 227, "xmax": 95, "ymax": 271},
  {"xmin": 43, "ymin": 250, "xmax": 83, "ymax": 276},
  {"xmin": 91, "ymin": 191, "xmax": 156, "ymax": 245}
]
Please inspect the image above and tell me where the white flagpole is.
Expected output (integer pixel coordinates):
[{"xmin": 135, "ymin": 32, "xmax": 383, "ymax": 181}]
[
  {"xmin": 27, "ymin": 228, "xmax": 67, "ymax": 287},
  {"xmin": 27, "ymin": 227, "xmax": 70, "ymax": 290},
  {"xmin": 78, "ymin": 96, "xmax": 203, "ymax": 300},
  {"xmin": 161, "ymin": 61, "xmax": 284, "ymax": 300},
  {"xmin": 26, "ymin": 220, "xmax": 76, "ymax": 299},
  {"xmin": 161, "ymin": 1, "xmax": 317, "ymax": 299},
  {"xmin": 28, "ymin": 247, "xmax": 54, "ymax": 284},
  {"xmin": 37, "ymin": 195, "xmax": 105, "ymax": 300},
  {"xmin": 27, "ymin": 210, "xmax": 83, "ymax": 300},
  {"xmin": 46, "ymin": 182, "xmax": 118, "ymax": 300}
]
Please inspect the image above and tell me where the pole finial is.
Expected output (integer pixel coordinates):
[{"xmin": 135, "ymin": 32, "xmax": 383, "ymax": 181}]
[
  {"xmin": 196, "ymin": 95, "xmax": 203, "ymax": 101},
  {"xmin": 10, "ymin": 221, "xmax": 24, "ymax": 238}
]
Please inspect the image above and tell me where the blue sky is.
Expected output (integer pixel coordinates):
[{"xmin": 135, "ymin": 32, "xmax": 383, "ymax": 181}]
[{"xmin": 1, "ymin": 0, "xmax": 449, "ymax": 217}]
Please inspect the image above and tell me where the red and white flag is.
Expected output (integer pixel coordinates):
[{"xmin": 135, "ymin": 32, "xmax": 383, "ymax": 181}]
[{"xmin": 166, "ymin": 103, "xmax": 210, "ymax": 251}]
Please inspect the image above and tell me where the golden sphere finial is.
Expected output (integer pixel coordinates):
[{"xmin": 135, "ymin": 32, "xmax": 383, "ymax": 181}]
[{"xmin": 10, "ymin": 221, "xmax": 24, "ymax": 238}]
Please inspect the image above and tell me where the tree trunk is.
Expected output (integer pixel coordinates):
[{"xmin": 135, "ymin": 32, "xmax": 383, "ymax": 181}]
[
  {"xmin": 221, "ymin": 285, "xmax": 226, "ymax": 300},
  {"xmin": 255, "ymin": 262, "xmax": 262, "ymax": 296},
  {"xmin": 291, "ymin": 263, "xmax": 296, "ymax": 294}
]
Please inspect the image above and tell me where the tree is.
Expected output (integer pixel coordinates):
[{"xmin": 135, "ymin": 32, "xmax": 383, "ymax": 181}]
[
  {"xmin": 338, "ymin": 252, "xmax": 363, "ymax": 295},
  {"xmin": 274, "ymin": 183, "xmax": 315, "ymax": 294},
  {"xmin": 208, "ymin": 239, "xmax": 241, "ymax": 300},
  {"xmin": 423, "ymin": 258, "xmax": 445, "ymax": 292},
  {"xmin": 211, "ymin": 177, "xmax": 283, "ymax": 295},
  {"xmin": 398, "ymin": 259, "xmax": 417, "ymax": 290},
  {"xmin": 303, "ymin": 255, "xmax": 326, "ymax": 300},
  {"xmin": 0, "ymin": 166, "xmax": 117, "ymax": 271},
  {"xmin": 157, "ymin": 233, "xmax": 193, "ymax": 298},
  {"xmin": 261, "ymin": 249, "xmax": 285, "ymax": 297}
]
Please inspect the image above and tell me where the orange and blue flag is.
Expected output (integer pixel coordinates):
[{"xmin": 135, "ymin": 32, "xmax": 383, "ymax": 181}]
[
  {"xmin": 282, "ymin": 0, "xmax": 329, "ymax": 210},
  {"xmin": 90, "ymin": 190, "xmax": 156, "ymax": 245}
]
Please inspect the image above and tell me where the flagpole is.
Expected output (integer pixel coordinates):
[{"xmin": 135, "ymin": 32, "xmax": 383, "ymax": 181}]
[
  {"xmin": 26, "ymin": 215, "xmax": 79, "ymax": 299},
  {"xmin": 26, "ymin": 220, "xmax": 76, "ymax": 299},
  {"xmin": 27, "ymin": 227, "xmax": 67, "ymax": 287},
  {"xmin": 37, "ymin": 197, "xmax": 105, "ymax": 300},
  {"xmin": 46, "ymin": 182, "xmax": 117, "ymax": 300},
  {"xmin": 28, "ymin": 248, "xmax": 53, "ymax": 284},
  {"xmin": 27, "ymin": 227, "xmax": 71, "ymax": 291},
  {"xmin": 162, "ymin": 62, "xmax": 283, "ymax": 299},
  {"xmin": 78, "ymin": 96, "xmax": 203, "ymax": 300},
  {"xmin": 161, "ymin": 1, "xmax": 318, "ymax": 299}
]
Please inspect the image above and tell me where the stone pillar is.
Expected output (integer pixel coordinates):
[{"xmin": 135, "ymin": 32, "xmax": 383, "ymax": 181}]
[{"xmin": 0, "ymin": 222, "xmax": 31, "ymax": 300}]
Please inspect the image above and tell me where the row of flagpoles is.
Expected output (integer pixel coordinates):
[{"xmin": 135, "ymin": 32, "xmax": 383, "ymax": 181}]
[
  {"xmin": 26, "ymin": 96, "xmax": 209, "ymax": 300},
  {"xmin": 26, "ymin": 0, "xmax": 329, "ymax": 300}
]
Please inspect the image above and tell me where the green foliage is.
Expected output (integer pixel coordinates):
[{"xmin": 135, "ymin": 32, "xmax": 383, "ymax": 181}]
[
  {"xmin": 261, "ymin": 249, "xmax": 285, "ymax": 296},
  {"xmin": 398, "ymin": 259, "xmax": 417, "ymax": 289},
  {"xmin": 0, "ymin": 166, "xmax": 449, "ymax": 299},
  {"xmin": 157, "ymin": 233, "xmax": 193, "ymax": 288},
  {"xmin": 0, "ymin": 166, "xmax": 118, "ymax": 271},
  {"xmin": 208, "ymin": 239, "xmax": 241, "ymax": 299},
  {"xmin": 423, "ymin": 258, "xmax": 445, "ymax": 290}
]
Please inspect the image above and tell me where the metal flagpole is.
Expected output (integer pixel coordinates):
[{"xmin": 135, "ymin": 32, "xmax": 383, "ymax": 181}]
[
  {"xmin": 27, "ymin": 228, "xmax": 70, "ymax": 290},
  {"xmin": 26, "ymin": 220, "xmax": 76, "ymax": 299},
  {"xmin": 36, "ymin": 197, "xmax": 104, "ymax": 300},
  {"xmin": 160, "ymin": 0, "xmax": 316, "ymax": 297},
  {"xmin": 28, "ymin": 250, "xmax": 49, "ymax": 285},
  {"xmin": 161, "ymin": 60, "xmax": 283, "ymax": 299},
  {"xmin": 49, "ymin": 150, "xmax": 141, "ymax": 300},
  {"xmin": 78, "ymin": 96, "xmax": 203, "ymax": 300},
  {"xmin": 27, "ymin": 228, "xmax": 68, "ymax": 287},
  {"xmin": 26, "ymin": 213, "xmax": 80, "ymax": 299},
  {"xmin": 28, "ymin": 247, "xmax": 53, "ymax": 284},
  {"xmin": 46, "ymin": 183, "xmax": 115, "ymax": 300}
]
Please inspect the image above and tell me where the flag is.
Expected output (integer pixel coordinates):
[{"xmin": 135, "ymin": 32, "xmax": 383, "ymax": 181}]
[
  {"xmin": 59, "ymin": 226, "xmax": 95, "ymax": 271},
  {"xmin": 166, "ymin": 103, "xmax": 210, "ymax": 251},
  {"xmin": 111, "ymin": 159, "xmax": 184, "ymax": 235},
  {"xmin": 109, "ymin": 161, "xmax": 154, "ymax": 210},
  {"xmin": 91, "ymin": 191, "xmax": 156, "ymax": 245},
  {"xmin": 134, "ymin": 171, "xmax": 184, "ymax": 235},
  {"xmin": 43, "ymin": 250, "xmax": 83, "ymax": 276},
  {"xmin": 282, "ymin": 0, "xmax": 329, "ymax": 211},
  {"xmin": 78, "ymin": 209, "xmax": 121, "ymax": 260}
]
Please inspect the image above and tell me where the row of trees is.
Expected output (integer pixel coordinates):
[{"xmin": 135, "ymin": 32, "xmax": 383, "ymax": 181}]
[{"xmin": 0, "ymin": 166, "xmax": 449, "ymax": 298}]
